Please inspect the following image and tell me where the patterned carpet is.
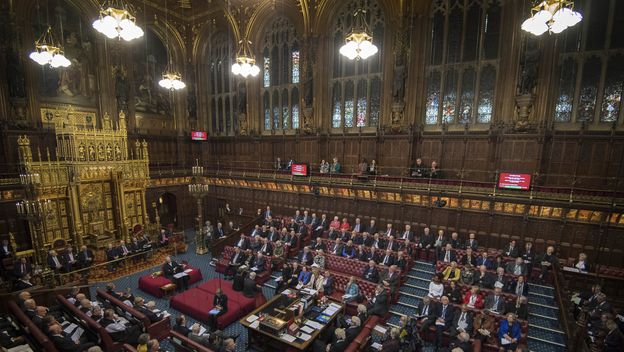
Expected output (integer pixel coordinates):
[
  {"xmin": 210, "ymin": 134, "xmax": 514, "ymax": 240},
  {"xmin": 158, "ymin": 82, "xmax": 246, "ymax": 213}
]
[{"xmin": 92, "ymin": 231, "xmax": 567, "ymax": 352}]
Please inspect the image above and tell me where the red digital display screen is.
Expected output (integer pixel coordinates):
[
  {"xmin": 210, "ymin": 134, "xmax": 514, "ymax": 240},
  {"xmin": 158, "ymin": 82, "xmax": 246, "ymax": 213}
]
[
  {"xmin": 498, "ymin": 173, "xmax": 531, "ymax": 190},
  {"xmin": 191, "ymin": 131, "xmax": 207, "ymax": 140},
  {"xmin": 291, "ymin": 164, "xmax": 309, "ymax": 176}
]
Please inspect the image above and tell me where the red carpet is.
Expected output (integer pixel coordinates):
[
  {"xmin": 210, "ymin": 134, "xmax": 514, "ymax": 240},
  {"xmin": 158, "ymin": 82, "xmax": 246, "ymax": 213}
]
[{"xmin": 169, "ymin": 278, "xmax": 266, "ymax": 329}]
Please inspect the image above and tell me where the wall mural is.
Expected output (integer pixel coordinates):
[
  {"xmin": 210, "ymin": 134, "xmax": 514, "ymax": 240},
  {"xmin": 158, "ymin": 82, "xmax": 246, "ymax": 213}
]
[
  {"xmin": 37, "ymin": 0, "xmax": 97, "ymax": 106},
  {"xmin": 132, "ymin": 29, "xmax": 171, "ymax": 117}
]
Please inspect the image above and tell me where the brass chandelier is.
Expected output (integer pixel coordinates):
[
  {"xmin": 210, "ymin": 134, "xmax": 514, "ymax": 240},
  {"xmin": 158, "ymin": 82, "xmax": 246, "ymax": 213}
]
[
  {"xmin": 92, "ymin": 0, "xmax": 144, "ymax": 41},
  {"xmin": 339, "ymin": 9, "xmax": 378, "ymax": 61},
  {"xmin": 521, "ymin": 0, "xmax": 582, "ymax": 36}
]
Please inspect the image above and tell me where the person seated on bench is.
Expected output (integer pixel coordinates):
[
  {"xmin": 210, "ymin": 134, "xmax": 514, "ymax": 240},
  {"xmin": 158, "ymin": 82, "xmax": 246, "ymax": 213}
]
[
  {"xmin": 498, "ymin": 313, "xmax": 521, "ymax": 351},
  {"xmin": 363, "ymin": 260, "xmax": 379, "ymax": 282},
  {"xmin": 134, "ymin": 297, "xmax": 163, "ymax": 323},
  {"xmin": 297, "ymin": 266, "xmax": 312, "ymax": 287},
  {"xmin": 47, "ymin": 250, "xmax": 64, "ymax": 272},
  {"xmin": 14, "ymin": 273, "xmax": 34, "ymax": 291},
  {"xmin": 233, "ymin": 267, "xmax": 247, "ymax": 292},
  {"xmin": 250, "ymin": 253, "xmax": 266, "ymax": 273},
  {"xmin": 163, "ymin": 256, "xmax": 189, "ymax": 291},
  {"xmin": 100, "ymin": 308, "xmax": 142, "ymax": 344},
  {"xmin": 207, "ymin": 288, "xmax": 228, "ymax": 331},
  {"xmin": 342, "ymin": 276, "xmax": 360, "ymax": 304},
  {"xmin": 49, "ymin": 323, "xmax": 95, "ymax": 352},
  {"xmin": 243, "ymin": 272, "xmax": 262, "ymax": 298},
  {"xmin": 313, "ymin": 249, "xmax": 326, "ymax": 269},
  {"xmin": 226, "ymin": 247, "xmax": 246, "ymax": 280},
  {"xmin": 366, "ymin": 284, "xmax": 389, "ymax": 317},
  {"xmin": 189, "ymin": 323, "xmax": 211, "ymax": 346},
  {"xmin": 173, "ymin": 314, "xmax": 191, "ymax": 336}
]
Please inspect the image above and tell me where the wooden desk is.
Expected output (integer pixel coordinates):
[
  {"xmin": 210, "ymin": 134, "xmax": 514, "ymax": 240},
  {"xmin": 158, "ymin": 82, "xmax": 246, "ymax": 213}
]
[{"xmin": 239, "ymin": 293, "xmax": 344, "ymax": 351}]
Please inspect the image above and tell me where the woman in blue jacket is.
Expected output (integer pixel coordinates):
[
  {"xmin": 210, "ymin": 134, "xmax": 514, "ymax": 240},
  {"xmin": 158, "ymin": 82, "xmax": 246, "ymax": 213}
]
[{"xmin": 498, "ymin": 313, "xmax": 521, "ymax": 351}]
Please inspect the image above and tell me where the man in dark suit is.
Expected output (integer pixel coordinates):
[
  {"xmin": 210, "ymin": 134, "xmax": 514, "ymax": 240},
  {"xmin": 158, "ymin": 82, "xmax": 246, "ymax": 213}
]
[
  {"xmin": 472, "ymin": 265, "xmax": 493, "ymax": 288},
  {"xmin": 371, "ymin": 233, "xmax": 384, "ymax": 249},
  {"xmin": 367, "ymin": 220, "xmax": 378, "ymax": 236},
  {"xmin": 461, "ymin": 248, "xmax": 477, "ymax": 267},
  {"xmin": 357, "ymin": 246, "xmax": 375, "ymax": 262},
  {"xmin": 49, "ymin": 323, "xmax": 95, "ymax": 352},
  {"xmin": 418, "ymin": 227, "xmax": 434, "ymax": 260},
  {"xmin": 310, "ymin": 238, "xmax": 326, "ymax": 251},
  {"xmin": 106, "ymin": 243, "xmax": 119, "ymax": 271},
  {"xmin": 415, "ymin": 296, "xmax": 434, "ymax": 324},
  {"xmin": 12, "ymin": 257, "xmax": 31, "ymax": 279},
  {"xmin": 134, "ymin": 297, "xmax": 162, "ymax": 323},
  {"xmin": 379, "ymin": 249, "xmax": 396, "ymax": 266},
  {"xmin": 77, "ymin": 245, "xmax": 94, "ymax": 269},
  {"xmin": 314, "ymin": 214, "xmax": 329, "ymax": 237},
  {"xmin": 302, "ymin": 210, "xmax": 312, "ymax": 225},
  {"xmin": 464, "ymin": 233, "xmax": 478, "ymax": 251},
  {"xmin": 380, "ymin": 265, "xmax": 399, "ymax": 295},
  {"xmin": 0, "ymin": 239, "xmax": 12, "ymax": 259},
  {"xmin": 506, "ymin": 257, "xmax": 527, "ymax": 276},
  {"xmin": 439, "ymin": 244, "xmax": 457, "ymax": 263},
  {"xmin": 428, "ymin": 296, "xmax": 455, "ymax": 349},
  {"xmin": 258, "ymin": 238, "xmax": 273, "ymax": 256},
  {"xmin": 297, "ymin": 246, "xmax": 313, "ymax": 265},
  {"xmin": 163, "ymin": 256, "xmax": 189, "ymax": 291},
  {"xmin": 399, "ymin": 224, "xmax": 414, "ymax": 241},
  {"xmin": 329, "ymin": 239, "xmax": 343, "ymax": 256},
  {"xmin": 268, "ymin": 227, "xmax": 281, "ymax": 242},
  {"xmin": 263, "ymin": 206, "xmax": 272, "ymax": 220},
  {"xmin": 207, "ymin": 288, "xmax": 228, "ymax": 331},
  {"xmin": 366, "ymin": 284, "xmax": 388, "ymax": 316},
  {"xmin": 214, "ymin": 222, "xmax": 226, "ymax": 238},
  {"xmin": 363, "ymin": 260, "xmax": 379, "ymax": 282},
  {"xmin": 235, "ymin": 234, "xmax": 250, "ymax": 250},
  {"xmin": 352, "ymin": 218, "xmax": 364, "ymax": 233},
  {"xmin": 503, "ymin": 240, "xmax": 520, "ymax": 258},
  {"xmin": 47, "ymin": 250, "xmax": 64, "ymax": 272},
  {"xmin": 362, "ymin": 232, "xmax": 374, "ymax": 247},
  {"xmin": 383, "ymin": 223, "xmax": 395, "ymax": 237},
  {"xmin": 339, "ymin": 229, "xmax": 351, "ymax": 243},
  {"xmin": 483, "ymin": 287, "xmax": 505, "ymax": 313},
  {"xmin": 243, "ymin": 272, "xmax": 261, "ymax": 298},
  {"xmin": 449, "ymin": 304, "xmax": 473, "ymax": 338},
  {"xmin": 227, "ymin": 247, "xmax": 246, "ymax": 279},
  {"xmin": 13, "ymin": 274, "xmax": 33, "ymax": 291},
  {"xmin": 344, "ymin": 316, "xmax": 362, "ymax": 342},
  {"xmin": 61, "ymin": 246, "xmax": 78, "ymax": 272},
  {"xmin": 250, "ymin": 253, "xmax": 266, "ymax": 273},
  {"xmin": 384, "ymin": 236, "xmax": 398, "ymax": 251},
  {"xmin": 173, "ymin": 315, "xmax": 192, "ymax": 336}
]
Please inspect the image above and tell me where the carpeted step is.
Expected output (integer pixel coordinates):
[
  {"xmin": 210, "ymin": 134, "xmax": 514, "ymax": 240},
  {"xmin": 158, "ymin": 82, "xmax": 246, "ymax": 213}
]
[
  {"xmin": 527, "ymin": 337, "xmax": 567, "ymax": 352},
  {"xmin": 399, "ymin": 285, "xmax": 428, "ymax": 298},
  {"xmin": 528, "ymin": 328, "xmax": 567, "ymax": 346},
  {"xmin": 397, "ymin": 295, "xmax": 420, "ymax": 308}
]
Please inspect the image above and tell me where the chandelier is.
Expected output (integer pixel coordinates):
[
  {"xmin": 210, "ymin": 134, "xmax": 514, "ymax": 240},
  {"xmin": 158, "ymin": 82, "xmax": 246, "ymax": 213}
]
[
  {"xmin": 29, "ymin": 26, "xmax": 71, "ymax": 68},
  {"xmin": 521, "ymin": 1, "xmax": 582, "ymax": 36},
  {"xmin": 231, "ymin": 40, "xmax": 260, "ymax": 78},
  {"xmin": 92, "ymin": 0, "xmax": 144, "ymax": 41},
  {"xmin": 158, "ymin": 67, "xmax": 186, "ymax": 90},
  {"xmin": 339, "ymin": 9, "xmax": 378, "ymax": 61}
]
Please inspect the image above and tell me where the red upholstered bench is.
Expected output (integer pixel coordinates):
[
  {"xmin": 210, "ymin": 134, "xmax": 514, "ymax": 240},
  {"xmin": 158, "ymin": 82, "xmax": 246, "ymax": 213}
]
[
  {"xmin": 169, "ymin": 288, "xmax": 243, "ymax": 329},
  {"xmin": 196, "ymin": 280, "xmax": 257, "ymax": 314},
  {"xmin": 8, "ymin": 301, "xmax": 58, "ymax": 352},
  {"xmin": 138, "ymin": 266, "xmax": 203, "ymax": 298},
  {"xmin": 169, "ymin": 329, "xmax": 215, "ymax": 352}
]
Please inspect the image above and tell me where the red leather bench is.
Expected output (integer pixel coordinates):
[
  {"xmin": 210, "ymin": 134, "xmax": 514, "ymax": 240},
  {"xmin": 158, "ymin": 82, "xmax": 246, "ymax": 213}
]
[
  {"xmin": 169, "ymin": 329, "xmax": 215, "ymax": 352},
  {"xmin": 96, "ymin": 288, "xmax": 171, "ymax": 340}
]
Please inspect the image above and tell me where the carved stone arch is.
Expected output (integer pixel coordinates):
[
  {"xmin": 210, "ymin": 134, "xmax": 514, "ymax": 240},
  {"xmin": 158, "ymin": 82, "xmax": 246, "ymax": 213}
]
[
  {"xmin": 314, "ymin": 0, "xmax": 393, "ymax": 37},
  {"xmin": 248, "ymin": 2, "xmax": 305, "ymax": 55},
  {"xmin": 143, "ymin": 22, "xmax": 186, "ymax": 71},
  {"xmin": 192, "ymin": 16, "xmax": 234, "ymax": 65}
]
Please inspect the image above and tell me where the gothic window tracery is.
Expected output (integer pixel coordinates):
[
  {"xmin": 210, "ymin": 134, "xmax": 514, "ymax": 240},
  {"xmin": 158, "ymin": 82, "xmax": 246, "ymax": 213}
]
[{"xmin": 208, "ymin": 32, "xmax": 237, "ymax": 135}]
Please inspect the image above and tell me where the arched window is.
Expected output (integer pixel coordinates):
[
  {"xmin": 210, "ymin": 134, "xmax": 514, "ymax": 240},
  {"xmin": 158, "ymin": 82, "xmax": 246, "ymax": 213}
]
[
  {"xmin": 208, "ymin": 32, "xmax": 237, "ymax": 135},
  {"xmin": 261, "ymin": 17, "xmax": 300, "ymax": 131},
  {"xmin": 425, "ymin": 0, "xmax": 502, "ymax": 126},
  {"xmin": 331, "ymin": 0, "xmax": 384, "ymax": 129},
  {"xmin": 553, "ymin": 0, "xmax": 624, "ymax": 124}
]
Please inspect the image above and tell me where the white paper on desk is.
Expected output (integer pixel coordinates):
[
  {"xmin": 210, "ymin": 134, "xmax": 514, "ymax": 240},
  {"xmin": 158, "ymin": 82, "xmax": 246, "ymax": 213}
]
[
  {"xmin": 501, "ymin": 338, "xmax": 512, "ymax": 345},
  {"xmin": 371, "ymin": 342, "xmax": 383, "ymax": 350},
  {"xmin": 281, "ymin": 334, "xmax": 296, "ymax": 343},
  {"xmin": 246, "ymin": 314, "xmax": 259, "ymax": 323},
  {"xmin": 296, "ymin": 283, "xmax": 303, "ymax": 290},
  {"xmin": 302, "ymin": 288, "xmax": 318, "ymax": 296},
  {"xmin": 323, "ymin": 306, "xmax": 339, "ymax": 316},
  {"xmin": 173, "ymin": 272, "xmax": 188, "ymax": 279},
  {"xmin": 298, "ymin": 333, "xmax": 312, "ymax": 341},
  {"xmin": 300, "ymin": 325, "xmax": 314, "ymax": 334},
  {"xmin": 435, "ymin": 320, "xmax": 445, "ymax": 326},
  {"xmin": 184, "ymin": 269, "xmax": 193, "ymax": 273},
  {"xmin": 282, "ymin": 289, "xmax": 292, "ymax": 295},
  {"xmin": 161, "ymin": 311, "xmax": 171, "ymax": 318},
  {"xmin": 571, "ymin": 296, "xmax": 582, "ymax": 305},
  {"xmin": 250, "ymin": 321, "xmax": 260, "ymax": 329},
  {"xmin": 275, "ymin": 277, "xmax": 283, "ymax": 282},
  {"xmin": 63, "ymin": 323, "xmax": 77, "ymax": 334},
  {"xmin": 373, "ymin": 325, "xmax": 387, "ymax": 334},
  {"xmin": 71, "ymin": 327, "xmax": 84, "ymax": 343},
  {"xmin": 199, "ymin": 326, "xmax": 207, "ymax": 336},
  {"xmin": 305, "ymin": 320, "xmax": 323, "ymax": 329}
]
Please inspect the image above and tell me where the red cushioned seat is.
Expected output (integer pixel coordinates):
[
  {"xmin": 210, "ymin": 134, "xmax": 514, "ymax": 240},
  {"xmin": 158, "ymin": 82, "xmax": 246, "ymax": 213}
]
[
  {"xmin": 138, "ymin": 267, "xmax": 203, "ymax": 298},
  {"xmin": 196, "ymin": 279, "xmax": 256, "ymax": 314},
  {"xmin": 170, "ymin": 288, "xmax": 243, "ymax": 329}
]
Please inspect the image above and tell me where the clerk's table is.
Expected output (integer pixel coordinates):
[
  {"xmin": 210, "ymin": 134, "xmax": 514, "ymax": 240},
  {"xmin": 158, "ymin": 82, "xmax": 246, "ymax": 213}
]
[{"xmin": 239, "ymin": 289, "xmax": 344, "ymax": 351}]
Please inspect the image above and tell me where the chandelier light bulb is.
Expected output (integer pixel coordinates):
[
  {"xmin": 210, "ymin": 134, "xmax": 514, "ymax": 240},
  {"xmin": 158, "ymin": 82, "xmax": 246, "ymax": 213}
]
[
  {"xmin": 159, "ymin": 69, "xmax": 185, "ymax": 91},
  {"xmin": 339, "ymin": 9, "xmax": 378, "ymax": 61},
  {"xmin": 231, "ymin": 40, "xmax": 260, "ymax": 78},
  {"xmin": 29, "ymin": 27, "xmax": 72, "ymax": 68},
  {"xmin": 92, "ymin": 1, "xmax": 144, "ymax": 41},
  {"xmin": 521, "ymin": 0, "xmax": 582, "ymax": 36}
]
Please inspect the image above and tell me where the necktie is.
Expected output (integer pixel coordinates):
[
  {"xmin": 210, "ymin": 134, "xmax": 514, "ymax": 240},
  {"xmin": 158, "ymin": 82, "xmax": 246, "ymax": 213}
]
[
  {"xmin": 384, "ymin": 256, "xmax": 389, "ymax": 264},
  {"xmin": 445, "ymin": 251, "xmax": 450, "ymax": 262},
  {"xmin": 54, "ymin": 257, "xmax": 60, "ymax": 267},
  {"xmin": 460, "ymin": 313, "xmax": 465, "ymax": 323},
  {"xmin": 388, "ymin": 242, "xmax": 392, "ymax": 250},
  {"xmin": 123, "ymin": 246, "xmax": 128, "ymax": 255},
  {"xmin": 423, "ymin": 305, "xmax": 428, "ymax": 316},
  {"xmin": 442, "ymin": 305, "xmax": 447, "ymax": 317},
  {"xmin": 404, "ymin": 232, "xmax": 408, "ymax": 239},
  {"xmin": 515, "ymin": 265, "xmax": 521, "ymax": 275},
  {"xmin": 233, "ymin": 253, "xmax": 239, "ymax": 263},
  {"xmin": 21, "ymin": 263, "xmax": 25, "ymax": 273},
  {"xmin": 494, "ymin": 296, "xmax": 499, "ymax": 309},
  {"xmin": 517, "ymin": 284, "xmax": 522, "ymax": 296}
]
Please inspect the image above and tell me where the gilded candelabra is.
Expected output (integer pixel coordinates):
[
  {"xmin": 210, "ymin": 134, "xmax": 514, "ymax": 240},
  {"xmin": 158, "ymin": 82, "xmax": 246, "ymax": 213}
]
[{"xmin": 188, "ymin": 160, "xmax": 209, "ymax": 255}]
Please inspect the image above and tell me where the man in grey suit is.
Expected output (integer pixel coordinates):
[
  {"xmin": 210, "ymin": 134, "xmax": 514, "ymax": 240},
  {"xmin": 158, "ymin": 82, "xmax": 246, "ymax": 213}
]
[
  {"xmin": 484, "ymin": 287, "xmax": 505, "ymax": 314},
  {"xmin": 188, "ymin": 324, "xmax": 210, "ymax": 347}
]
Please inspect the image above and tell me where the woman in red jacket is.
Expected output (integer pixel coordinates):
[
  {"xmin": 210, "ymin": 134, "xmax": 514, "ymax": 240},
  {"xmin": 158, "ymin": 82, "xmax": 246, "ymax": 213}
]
[{"xmin": 463, "ymin": 285, "xmax": 484, "ymax": 309}]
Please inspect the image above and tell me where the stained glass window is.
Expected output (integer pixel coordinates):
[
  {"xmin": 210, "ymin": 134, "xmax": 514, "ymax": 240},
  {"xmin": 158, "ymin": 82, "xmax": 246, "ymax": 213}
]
[
  {"xmin": 263, "ymin": 52, "xmax": 270, "ymax": 88},
  {"xmin": 261, "ymin": 17, "xmax": 299, "ymax": 131},
  {"xmin": 477, "ymin": 66, "xmax": 496, "ymax": 123},
  {"xmin": 344, "ymin": 81, "xmax": 354, "ymax": 128},
  {"xmin": 600, "ymin": 56, "xmax": 624, "ymax": 122},
  {"xmin": 442, "ymin": 69, "xmax": 458, "ymax": 123},
  {"xmin": 356, "ymin": 81, "xmax": 367, "ymax": 127},
  {"xmin": 459, "ymin": 68, "xmax": 476, "ymax": 124},
  {"xmin": 426, "ymin": 0, "xmax": 500, "ymax": 126},
  {"xmin": 264, "ymin": 92, "xmax": 271, "ymax": 130},
  {"xmin": 292, "ymin": 88, "xmax": 300, "ymax": 129},
  {"xmin": 291, "ymin": 50, "xmax": 300, "ymax": 84},
  {"xmin": 426, "ymin": 71, "xmax": 441, "ymax": 125},
  {"xmin": 554, "ymin": 58, "xmax": 576, "ymax": 122},
  {"xmin": 369, "ymin": 77, "xmax": 381, "ymax": 127},
  {"xmin": 577, "ymin": 57, "xmax": 602, "ymax": 122},
  {"xmin": 332, "ymin": 83, "xmax": 342, "ymax": 128},
  {"xmin": 330, "ymin": 0, "xmax": 384, "ymax": 128}
]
